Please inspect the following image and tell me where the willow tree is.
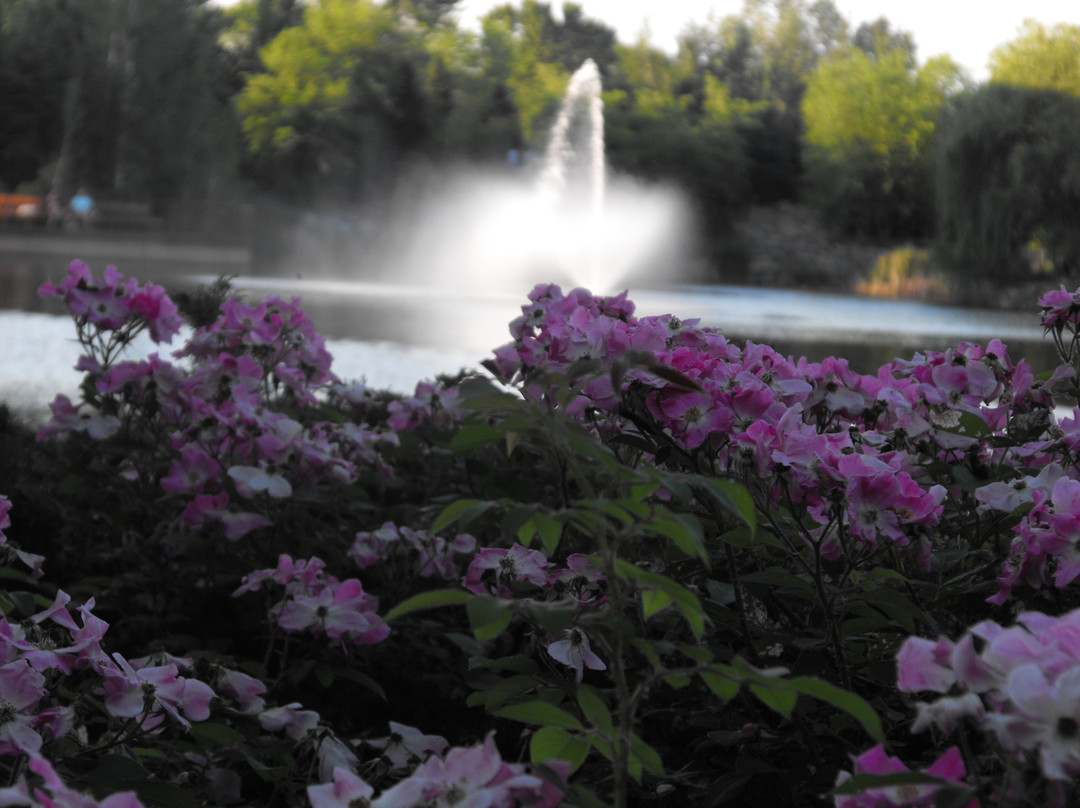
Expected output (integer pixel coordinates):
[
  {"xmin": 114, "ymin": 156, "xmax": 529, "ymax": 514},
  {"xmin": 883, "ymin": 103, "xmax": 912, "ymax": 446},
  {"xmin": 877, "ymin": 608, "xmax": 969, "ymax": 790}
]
[{"xmin": 936, "ymin": 85, "xmax": 1080, "ymax": 281}]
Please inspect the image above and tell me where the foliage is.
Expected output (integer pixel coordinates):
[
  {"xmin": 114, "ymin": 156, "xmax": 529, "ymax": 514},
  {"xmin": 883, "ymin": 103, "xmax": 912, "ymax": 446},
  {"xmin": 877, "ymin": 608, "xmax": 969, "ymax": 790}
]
[
  {"xmin": 0, "ymin": 0, "xmax": 238, "ymax": 204},
  {"xmin": 856, "ymin": 245, "xmax": 950, "ymax": 300},
  {"xmin": 802, "ymin": 48, "xmax": 964, "ymax": 239},
  {"xmin": 935, "ymin": 84, "xmax": 1080, "ymax": 282},
  {"xmin": 988, "ymin": 20, "xmax": 1080, "ymax": 98},
  {"xmin": 9, "ymin": 260, "xmax": 1080, "ymax": 807}
]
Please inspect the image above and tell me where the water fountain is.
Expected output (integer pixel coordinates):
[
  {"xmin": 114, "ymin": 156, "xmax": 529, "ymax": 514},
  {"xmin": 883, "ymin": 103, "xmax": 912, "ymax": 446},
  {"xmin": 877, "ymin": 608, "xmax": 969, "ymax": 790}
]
[{"xmin": 372, "ymin": 59, "xmax": 696, "ymax": 300}]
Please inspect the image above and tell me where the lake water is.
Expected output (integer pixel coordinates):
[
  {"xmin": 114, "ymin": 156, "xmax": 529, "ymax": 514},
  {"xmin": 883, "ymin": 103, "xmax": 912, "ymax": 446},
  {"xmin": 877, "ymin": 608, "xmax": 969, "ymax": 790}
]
[{"xmin": 0, "ymin": 238, "xmax": 1059, "ymax": 376}]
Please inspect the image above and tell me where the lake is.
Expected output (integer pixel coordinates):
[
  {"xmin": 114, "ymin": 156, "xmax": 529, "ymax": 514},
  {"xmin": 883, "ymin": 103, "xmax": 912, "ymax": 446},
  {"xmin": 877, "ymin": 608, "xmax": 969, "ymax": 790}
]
[{"xmin": 0, "ymin": 234, "xmax": 1059, "ymax": 376}]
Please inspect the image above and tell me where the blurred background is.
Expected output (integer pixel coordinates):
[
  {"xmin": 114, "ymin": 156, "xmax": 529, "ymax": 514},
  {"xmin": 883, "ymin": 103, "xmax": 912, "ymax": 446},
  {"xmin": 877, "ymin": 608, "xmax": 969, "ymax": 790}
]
[{"xmin": 1, "ymin": 0, "xmax": 1078, "ymax": 371}]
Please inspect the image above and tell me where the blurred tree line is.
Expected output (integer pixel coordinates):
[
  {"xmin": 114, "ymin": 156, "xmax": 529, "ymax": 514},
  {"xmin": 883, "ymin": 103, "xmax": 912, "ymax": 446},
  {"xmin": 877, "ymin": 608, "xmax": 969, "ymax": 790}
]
[{"xmin": 2, "ymin": 0, "xmax": 1079, "ymax": 280}]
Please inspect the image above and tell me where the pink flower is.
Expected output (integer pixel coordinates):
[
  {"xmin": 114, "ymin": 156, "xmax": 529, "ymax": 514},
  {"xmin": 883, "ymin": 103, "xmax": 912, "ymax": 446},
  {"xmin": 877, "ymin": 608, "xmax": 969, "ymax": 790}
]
[
  {"xmin": 896, "ymin": 637, "xmax": 955, "ymax": 693},
  {"xmin": 367, "ymin": 721, "xmax": 449, "ymax": 770},
  {"xmin": 834, "ymin": 745, "xmax": 972, "ymax": 807},
  {"xmin": 102, "ymin": 654, "xmax": 215, "ymax": 730},
  {"xmin": 160, "ymin": 446, "xmax": 220, "ymax": 494},
  {"xmin": 258, "ymin": 702, "xmax": 320, "ymax": 740},
  {"xmin": 547, "ymin": 628, "xmax": 606, "ymax": 683},
  {"xmin": 463, "ymin": 543, "xmax": 553, "ymax": 596},
  {"xmin": 0, "ymin": 660, "xmax": 47, "ymax": 755},
  {"xmin": 308, "ymin": 767, "xmax": 374, "ymax": 808}
]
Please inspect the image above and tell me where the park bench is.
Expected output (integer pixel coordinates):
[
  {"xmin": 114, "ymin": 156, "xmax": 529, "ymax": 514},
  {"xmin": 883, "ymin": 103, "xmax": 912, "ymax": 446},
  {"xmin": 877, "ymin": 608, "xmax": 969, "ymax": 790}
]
[{"xmin": 92, "ymin": 200, "xmax": 163, "ymax": 230}]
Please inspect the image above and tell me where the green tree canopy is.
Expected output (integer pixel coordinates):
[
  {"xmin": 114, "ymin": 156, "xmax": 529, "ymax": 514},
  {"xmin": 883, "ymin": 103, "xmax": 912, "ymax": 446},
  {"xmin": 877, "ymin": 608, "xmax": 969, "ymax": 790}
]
[
  {"xmin": 801, "ymin": 46, "xmax": 963, "ymax": 238},
  {"xmin": 988, "ymin": 19, "xmax": 1080, "ymax": 97},
  {"xmin": 238, "ymin": 0, "xmax": 435, "ymax": 197}
]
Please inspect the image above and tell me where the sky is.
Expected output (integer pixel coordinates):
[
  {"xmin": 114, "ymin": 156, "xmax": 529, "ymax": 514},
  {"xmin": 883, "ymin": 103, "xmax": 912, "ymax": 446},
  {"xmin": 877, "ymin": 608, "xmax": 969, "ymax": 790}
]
[{"xmin": 453, "ymin": 0, "xmax": 1080, "ymax": 81}]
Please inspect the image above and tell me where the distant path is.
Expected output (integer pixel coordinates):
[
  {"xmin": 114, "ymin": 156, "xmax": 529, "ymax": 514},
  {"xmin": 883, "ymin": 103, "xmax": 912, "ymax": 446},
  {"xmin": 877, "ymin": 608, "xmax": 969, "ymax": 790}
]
[{"xmin": 0, "ymin": 231, "xmax": 250, "ymax": 270}]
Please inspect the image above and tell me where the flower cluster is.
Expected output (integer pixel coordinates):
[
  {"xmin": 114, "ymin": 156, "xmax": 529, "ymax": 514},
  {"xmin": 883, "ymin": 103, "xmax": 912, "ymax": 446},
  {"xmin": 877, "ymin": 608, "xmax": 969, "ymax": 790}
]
[
  {"xmin": 309, "ymin": 732, "xmax": 567, "ymax": 808},
  {"xmin": 38, "ymin": 260, "xmax": 182, "ymax": 346},
  {"xmin": 350, "ymin": 522, "xmax": 476, "ymax": 580},
  {"xmin": 834, "ymin": 745, "xmax": 971, "ymax": 808},
  {"xmin": 234, "ymin": 555, "xmax": 388, "ymax": 648},
  {"xmin": 897, "ymin": 608, "xmax": 1080, "ymax": 782},
  {"xmin": 37, "ymin": 261, "xmax": 399, "ymax": 542}
]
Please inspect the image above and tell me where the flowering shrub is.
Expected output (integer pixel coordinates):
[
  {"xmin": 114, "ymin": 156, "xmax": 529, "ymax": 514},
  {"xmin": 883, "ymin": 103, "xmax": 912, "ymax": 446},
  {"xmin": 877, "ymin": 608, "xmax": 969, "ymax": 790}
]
[{"xmin": 8, "ymin": 259, "xmax": 1080, "ymax": 806}]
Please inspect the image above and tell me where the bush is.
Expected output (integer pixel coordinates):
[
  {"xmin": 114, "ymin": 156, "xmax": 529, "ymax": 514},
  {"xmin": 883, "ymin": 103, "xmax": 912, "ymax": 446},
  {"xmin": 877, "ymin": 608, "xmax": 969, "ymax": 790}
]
[{"xmin": 6, "ymin": 261, "xmax": 1080, "ymax": 807}]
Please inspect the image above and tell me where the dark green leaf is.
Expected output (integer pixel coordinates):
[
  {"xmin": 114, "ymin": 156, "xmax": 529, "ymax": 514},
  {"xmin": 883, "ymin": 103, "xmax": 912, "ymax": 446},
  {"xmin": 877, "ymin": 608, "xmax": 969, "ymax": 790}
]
[
  {"xmin": 495, "ymin": 701, "xmax": 584, "ymax": 730},
  {"xmin": 529, "ymin": 726, "xmax": 590, "ymax": 772},
  {"xmin": 385, "ymin": 589, "xmax": 471, "ymax": 622}
]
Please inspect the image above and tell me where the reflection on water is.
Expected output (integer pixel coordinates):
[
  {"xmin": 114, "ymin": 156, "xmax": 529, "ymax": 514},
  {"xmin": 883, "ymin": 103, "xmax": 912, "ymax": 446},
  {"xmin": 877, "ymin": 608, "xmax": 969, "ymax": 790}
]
[{"xmin": 0, "ymin": 251, "xmax": 1060, "ymax": 376}]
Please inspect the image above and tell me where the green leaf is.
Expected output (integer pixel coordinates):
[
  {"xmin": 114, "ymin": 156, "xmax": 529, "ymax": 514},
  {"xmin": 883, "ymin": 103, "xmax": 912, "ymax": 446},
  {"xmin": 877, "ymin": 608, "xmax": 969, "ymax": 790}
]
[
  {"xmin": 467, "ymin": 596, "xmax": 515, "ymax": 642},
  {"xmin": 700, "ymin": 669, "xmax": 741, "ymax": 702},
  {"xmin": 450, "ymin": 423, "xmax": 504, "ymax": 450},
  {"xmin": 529, "ymin": 726, "xmax": 590, "ymax": 772},
  {"xmin": 642, "ymin": 589, "xmax": 673, "ymax": 621},
  {"xmin": 788, "ymin": 677, "xmax": 884, "ymax": 743},
  {"xmin": 495, "ymin": 701, "xmax": 584, "ymax": 730},
  {"xmin": 82, "ymin": 755, "xmax": 150, "ymax": 789},
  {"xmin": 384, "ymin": 589, "xmax": 472, "ymax": 622},
  {"xmin": 831, "ymin": 771, "xmax": 949, "ymax": 796},
  {"xmin": 696, "ymin": 477, "xmax": 757, "ymax": 535},
  {"xmin": 576, "ymin": 685, "xmax": 614, "ymax": 734},
  {"xmin": 649, "ymin": 512, "xmax": 707, "ymax": 561},
  {"xmin": 466, "ymin": 674, "xmax": 538, "ymax": 710},
  {"xmin": 629, "ymin": 732, "xmax": 665, "ymax": 776},
  {"xmin": 535, "ymin": 511, "xmax": 564, "ymax": 554},
  {"xmin": 132, "ymin": 782, "xmax": 203, "ymax": 808},
  {"xmin": 431, "ymin": 499, "xmax": 488, "ymax": 534},
  {"xmin": 613, "ymin": 558, "xmax": 705, "ymax": 640},
  {"xmin": 189, "ymin": 721, "xmax": 246, "ymax": 747},
  {"xmin": 468, "ymin": 655, "xmax": 539, "ymax": 674},
  {"xmin": 749, "ymin": 682, "xmax": 797, "ymax": 716}
]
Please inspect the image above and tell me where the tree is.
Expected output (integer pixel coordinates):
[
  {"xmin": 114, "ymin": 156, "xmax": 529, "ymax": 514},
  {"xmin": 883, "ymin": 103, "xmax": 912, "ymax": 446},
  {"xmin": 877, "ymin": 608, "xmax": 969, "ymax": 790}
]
[
  {"xmin": 237, "ymin": 0, "xmax": 433, "ymax": 198},
  {"xmin": 936, "ymin": 85, "xmax": 1080, "ymax": 281},
  {"xmin": 988, "ymin": 20, "xmax": 1080, "ymax": 97},
  {"xmin": 853, "ymin": 16, "xmax": 915, "ymax": 67},
  {"xmin": 802, "ymin": 47, "xmax": 963, "ymax": 238},
  {"xmin": 117, "ymin": 0, "xmax": 240, "ymax": 206}
]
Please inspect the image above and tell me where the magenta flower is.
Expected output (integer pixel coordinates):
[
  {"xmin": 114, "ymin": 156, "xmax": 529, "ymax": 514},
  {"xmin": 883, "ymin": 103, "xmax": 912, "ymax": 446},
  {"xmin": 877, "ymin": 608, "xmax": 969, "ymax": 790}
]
[
  {"xmin": 834, "ymin": 745, "xmax": 971, "ymax": 808},
  {"xmin": 0, "ymin": 660, "xmax": 47, "ymax": 755},
  {"xmin": 258, "ymin": 702, "xmax": 320, "ymax": 740},
  {"xmin": 102, "ymin": 653, "xmax": 215, "ymax": 730},
  {"xmin": 160, "ymin": 445, "xmax": 220, "ymax": 494},
  {"xmin": 276, "ymin": 579, "xmax": 377, "ymax": 644},
  {"xmin": 367, "ymin": 721, "xmax": 448, "ymax": 770},
  {"xmin": 462, "ymin": 543, "xmax": 553, "ymax": 596},
  {"xmin": 308, "ymin": 767, "xmax": 374, "ymax": 808},
  {"xmin": 548, "ymin": 628, "xmax": 606, "ymax": 683}
]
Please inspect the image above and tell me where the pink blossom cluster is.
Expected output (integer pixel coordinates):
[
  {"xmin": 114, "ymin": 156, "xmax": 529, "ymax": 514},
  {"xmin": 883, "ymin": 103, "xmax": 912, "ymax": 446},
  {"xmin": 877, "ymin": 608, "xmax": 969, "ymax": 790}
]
[
  {"xmin": 1039, "ymin": 286, "xmax": 1080, "ymax": 332},
  {"xmin": 978, "ymin": 467, "xmax": 1080, "ymax": 602},
  {"xmin": 101, "ymin": 652, "xmax": 215, "ymax": 732},
  {"xmin": 0, "ymin": 754, "xmax": 146, "ymax": 808},
  {"xmin": 387, "ymin": 381, "xmax": 466, "ymax": 431},
  {"xmin": 349, "ymin": 521, "xmax": 476, "ymax": 580},
  {"xmin": 488, "ymin": 285, "xmax": 1063, "ymax": 555},
  {"xmin": 461, "ymin": 545, "xmax": 605, "ymax": 603},
  {"xmin": 38, "ymin": 260, "xmax": 182, "ymax": 346},
  {"xmin": 0, "ymin": 497, "xmax": 43, "ymax": 580},
  {"xmin": 37, "ymin": 261, "xmax": 399, "ymax": 541},
  {"xmin": 234, "ymin": 554, "xmax": 389, "ymax": 648},
  {"xmin": 309, "ymin": 732, "xmax": 567, "ymax": 808},
  {"xmin": 834, "ymin": 745, "xmax": 971, "ymax": 808},
  {"xmin": 897, "ymin": 608, "xmax": 1080, "ymax": 782}
]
